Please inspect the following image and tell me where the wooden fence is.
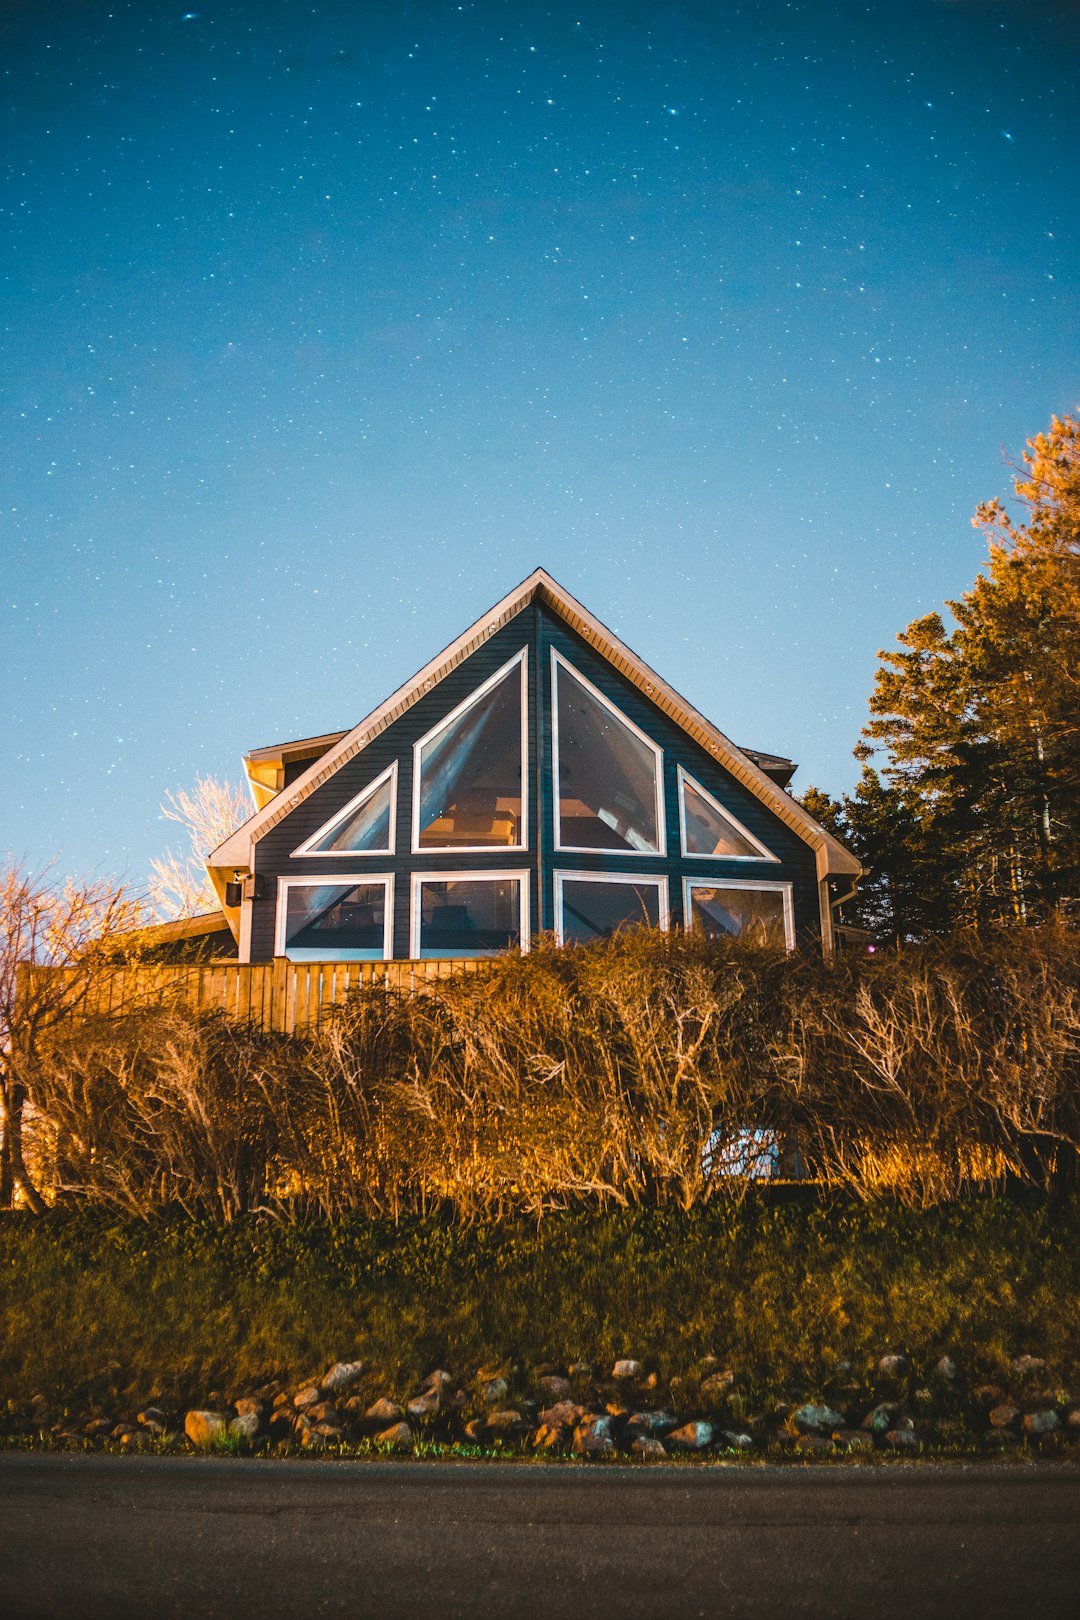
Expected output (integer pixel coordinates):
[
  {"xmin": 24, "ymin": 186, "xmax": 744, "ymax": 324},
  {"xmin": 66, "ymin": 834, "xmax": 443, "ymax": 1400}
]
[{"xmin": 17, "ymin": 958, "xmax": 489, "ymax": 1037}]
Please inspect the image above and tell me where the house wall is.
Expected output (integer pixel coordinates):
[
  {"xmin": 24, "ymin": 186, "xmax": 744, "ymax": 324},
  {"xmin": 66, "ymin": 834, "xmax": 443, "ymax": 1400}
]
[{"xmin": 246, "ymin": 600, "xmax": 822, "ymax": 960}]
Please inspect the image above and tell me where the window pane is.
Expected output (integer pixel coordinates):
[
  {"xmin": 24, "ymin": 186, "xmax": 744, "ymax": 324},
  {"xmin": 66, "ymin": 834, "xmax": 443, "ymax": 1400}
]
[
  {"xmin": 688, "ymin": 886, "xmax": 787, "ymax": 948},
  {"xmin": 307, "ymin": 774, "xmax": 392, "ymax": 854},
  {"xmin": 418, "ymin": 878, "xmax": 522, "ymax": 958},
  {"xmin": 417, "ymin": 662, "xmax": 523, "ymax": 848},
  {"xmin": 681, "ymin": 775, "xmax": 767, "ymax": 859},
  {"xmin": 555, "ymin": 661, "xmax": 660, "ymax": 852},
  {"xmin": 283, "ymin": 883, "xmax": 387, "ymax": 959},
  {"xmin": 559, "ymin": 878, "xmax": 662, "ymax": 944}
]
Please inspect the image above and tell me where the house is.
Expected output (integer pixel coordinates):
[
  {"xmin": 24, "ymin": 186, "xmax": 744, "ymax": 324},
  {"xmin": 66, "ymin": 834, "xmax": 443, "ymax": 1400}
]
[{"xmin": 204, "ymin": 569, "xmax": 860, "ymax": 963}]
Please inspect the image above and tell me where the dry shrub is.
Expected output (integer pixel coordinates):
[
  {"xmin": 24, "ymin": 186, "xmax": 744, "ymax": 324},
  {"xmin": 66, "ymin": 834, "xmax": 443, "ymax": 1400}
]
[{"xmin": 23, "ymin": 924, "xmax": 1080, "ymax": 1220}]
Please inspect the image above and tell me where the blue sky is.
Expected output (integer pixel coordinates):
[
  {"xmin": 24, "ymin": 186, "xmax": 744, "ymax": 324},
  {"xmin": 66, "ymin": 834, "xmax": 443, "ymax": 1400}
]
[{"xmin": 3, "ymin": 0, "xmax": 1078, "ymax": 883}]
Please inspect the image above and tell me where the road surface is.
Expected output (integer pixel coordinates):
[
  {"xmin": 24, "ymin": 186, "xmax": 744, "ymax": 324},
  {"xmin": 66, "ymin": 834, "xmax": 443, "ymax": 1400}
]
[{"xmin": 1, "ymin": 1452, "xmax": 1077, "ymax": 1618}]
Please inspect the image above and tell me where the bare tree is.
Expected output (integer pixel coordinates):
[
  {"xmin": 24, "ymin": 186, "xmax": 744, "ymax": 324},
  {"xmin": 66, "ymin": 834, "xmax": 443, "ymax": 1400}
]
[
  {"xmin": 0, "ymin": 860, "xmax": 143, "ymax": 1210},
  {"xmin": 149, "ymin": 776, "xmax": 250, "ymax": 920}
]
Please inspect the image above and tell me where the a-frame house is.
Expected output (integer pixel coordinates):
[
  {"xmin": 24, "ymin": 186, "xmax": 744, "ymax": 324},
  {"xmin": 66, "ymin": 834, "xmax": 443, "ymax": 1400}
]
[{"xmin": 207, "ymin": 569, "xmax": 860, "ymax": 962}]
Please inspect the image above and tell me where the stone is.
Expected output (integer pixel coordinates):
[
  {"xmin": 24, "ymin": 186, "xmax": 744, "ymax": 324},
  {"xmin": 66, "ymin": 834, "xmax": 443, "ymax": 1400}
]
[
  {"xmin": 537, "ymin": 1375, "xmax": 571, "ymax": 1401},
  {"xmin": 300, "ymin": 1429, "xmax": 326, "ymax": 1451},
  {"xmin": 229, "ymin": 1412, "xmax": 261, "ymax": 1442},
  {"xmin": 406, "ymin": 1392, "xmax": 441, "ymax": 1420},
  {"xmin": 137, "ymin": 1406, "xmax": 169, "ymax": 1437},
  {"xmin": 572, "ymin": 1416, "xmax": 615, "ymax": 1457},
  {"xmin": 293, "ymin": 1386, "xmax": 321, "ymax": 1410},
  {"xmin": 569, "ymin": 1363, "xmax": 594, "ymax": 1380},
  {"xmin": 375, "ymin": 1421, "xmax": 413, "ymax": 1451},
  {"xmin": 532, "ymin": 1424, "xmax": 565, "ymax": 1451},
  {"xmin": 321, "ymin": 1360, "xmax": 365, "ymax": 1396},
  {"xmin": 933, "ymin": 1355, "xmax": 959, "ymax": 1382},
  {"xmin": 832, "ymin": 1429, "xmax": 873, "ymax": 1453},
  {"xmin": 666, "ymin": 1420, "xmax": 714, "ymax": 1452},
  {"xmin": 883, "ymin": 1428, "xmax": 920, "ymax": 1451},
  {"xmin": 877, "ymin": 1355, "xmax": 907, "ymax": 1379},
  {"xmin": 485, "ymin": 1409, "xmax": 525, "ymax": 1437},
  {"xmin": 612, "ymin": 1360, "xmax": 642, "ymax": 1382},
  {"xmin": 84, "ymin": 1418, "xmax": 112, "ymax": 1437},
  {"xmin": 1011, "ymin": 1355, "xmax": 1046, "ymax": 1377},
  {"xmin": 422, "ymin": 1369, "xmax": 453, "ymax": 1394},
  {"xmin": 793, "ymin": 1403, "xmax": 843, "ymax": 1434},
  {"xmin": 184, "ymin": 1410, "xmax": 229, "ymax": 1448},
  {"xmin": 861, "ymin": 1402, "xmax": 898, "ymax": 1433},
  {"xmin": 539, "ymin": 1401, "xmax": 584, "ymax": 1430},
  {"xmin": 365, "ymin": 1398, "xmax": 404, "ymax": 1425},
  {"xmin": 314, "ymin": 1422, "xmax": 345, "ymax": 1440},
  {"xmin": 1066, "ymin": 1408, "xmax": 1080, "ymax": 1430},
  {"xmin": 794, "ymin": 1433, "xmax": 833, "ymax": 1455},
  {"xmin": 989, "ymin": 1403, "xmax": 1020, "ymax": 1429},
  {"xmin": 234, "ymin": 1396, "xmax": 265, "ymax": 1418},
  {"xmin": 1022, "ymin": 1410, "xmax": 1059, "ymax": 1437},
  {"xmin": 623, "ymin": 1410, "xmax": 675, "ymax": 1441},
  {"xmin": 631, "ymin": 1436, "xmax": 667, "ymax": 1458},
  {"xmin": 718, "ymin": 1431, "xmax": 754, "ymax": 1452},
  {"xmin": 973, "ymin": 1385, "xmax": 1006, "ymax": 1406},
  {"xmin": 700, "ymin": 1370, "xmax": 735, "ymax": 1403},
  {"xmin": 481, "ymin": 1378, "xmax": 509, "ymax": 1406}
]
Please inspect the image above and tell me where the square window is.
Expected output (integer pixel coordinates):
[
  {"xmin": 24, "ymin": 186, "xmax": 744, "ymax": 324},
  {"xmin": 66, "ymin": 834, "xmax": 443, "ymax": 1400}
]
[
  {"xmin": 555, "ymin": 872, "xmax": 668, "ymax": 945},
  {"xmin": 276, "ymin": 877, "xmax": 393, "ymax": 960},
  {"xmin": 412, "ymin": 873, "xmax": 529, "ymax": 959},
  {"xmin": 684, "ymin": 881, "xmax": 793, "ymax": 949}
]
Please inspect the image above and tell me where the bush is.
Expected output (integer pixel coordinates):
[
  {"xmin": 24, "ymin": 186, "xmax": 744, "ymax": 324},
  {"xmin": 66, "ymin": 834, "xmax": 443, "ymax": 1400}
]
[{"xmin": 23, "ymin": 926, "xmax": 1080, "ymax": 1221}]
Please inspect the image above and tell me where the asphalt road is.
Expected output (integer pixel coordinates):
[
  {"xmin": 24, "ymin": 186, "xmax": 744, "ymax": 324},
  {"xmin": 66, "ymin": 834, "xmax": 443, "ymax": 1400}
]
[{"xmin": 0, "ymin": 1453, "xmax": 1077, "ymax": 1619}]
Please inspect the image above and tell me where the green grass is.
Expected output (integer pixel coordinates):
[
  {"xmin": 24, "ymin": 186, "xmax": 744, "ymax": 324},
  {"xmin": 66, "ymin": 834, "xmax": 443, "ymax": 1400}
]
[{"xmin": 2, "ymin": 1191, "xmax": 1079, "ymax": 1410}]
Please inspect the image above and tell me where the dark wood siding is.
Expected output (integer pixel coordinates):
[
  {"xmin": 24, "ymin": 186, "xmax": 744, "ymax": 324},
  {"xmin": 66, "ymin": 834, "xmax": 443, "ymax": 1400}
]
[{"xmin": 247, "ymin": 599, "xmax": 821, "ymax": 959}]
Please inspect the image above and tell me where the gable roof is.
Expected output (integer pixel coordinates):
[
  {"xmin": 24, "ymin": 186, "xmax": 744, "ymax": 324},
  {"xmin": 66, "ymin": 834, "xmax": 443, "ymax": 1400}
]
[{"xmin": 209, "ymin": 568, "xmax": 860, "ymax": 881}]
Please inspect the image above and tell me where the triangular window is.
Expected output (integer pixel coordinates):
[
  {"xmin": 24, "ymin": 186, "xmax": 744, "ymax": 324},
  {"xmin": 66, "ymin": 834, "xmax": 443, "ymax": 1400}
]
[
  {"xmin": 413, "ymin": 650, "xmax": 527, "ymax": 851},
  {"xmin": 552, "ymin": 651, "xmax": 664, "ymax": 854},
  {"xmin": 292, "ymin": 765, "xmax": 396, "ymax": 857},
  {"xmin": 678, "ymin": 767, "xmax": 777, "ymax": 861}
]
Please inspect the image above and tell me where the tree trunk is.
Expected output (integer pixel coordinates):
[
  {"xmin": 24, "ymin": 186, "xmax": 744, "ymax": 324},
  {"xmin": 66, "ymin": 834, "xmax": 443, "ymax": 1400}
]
[{"xmin": 0, "ymin": 1079, "xmax": 45, "ymax": 1214}]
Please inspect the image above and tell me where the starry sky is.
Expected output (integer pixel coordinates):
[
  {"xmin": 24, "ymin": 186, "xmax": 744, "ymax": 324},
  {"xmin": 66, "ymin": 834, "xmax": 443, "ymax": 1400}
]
[{"xmin": 4, "ymin": 0, "xmax": 1079, "ymax": 884}]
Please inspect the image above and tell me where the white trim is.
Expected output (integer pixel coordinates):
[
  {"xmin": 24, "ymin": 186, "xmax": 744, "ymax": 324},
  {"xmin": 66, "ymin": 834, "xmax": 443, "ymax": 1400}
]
[
  {"xmin": 676, "ymin": 765, "xmax": 779, "ymax": 863},
  {"xmin": 683, "ymin": 877, "xmax": 795, "ymax": 951},
  {"xmin": 410, "ymin": 648, "xmax": 529, "ymax": 856},
  {"xmin": 551, "ymin": 648, "xmax": 666, "ymax": 858},
  {"xmin": 275, "ymin": 873, "xmax": 394, "ymax": 960},
  {"xmin": 554, "ymin": 869, "xmax": 669, "ymax": 946},
  {"xmin": 409, "ymin": 869, "xmax": 531, "ymax": 959},
  {"xmin": 290, "ymin": 762, "xmax": 398, "ymax": 858}
]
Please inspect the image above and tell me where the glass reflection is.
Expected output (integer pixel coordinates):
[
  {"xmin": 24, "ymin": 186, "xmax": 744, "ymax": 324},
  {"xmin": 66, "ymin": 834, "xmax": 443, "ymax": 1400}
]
[{"xmin": 555, "ymin": 660, "xmax": 660, "ymax": 852}]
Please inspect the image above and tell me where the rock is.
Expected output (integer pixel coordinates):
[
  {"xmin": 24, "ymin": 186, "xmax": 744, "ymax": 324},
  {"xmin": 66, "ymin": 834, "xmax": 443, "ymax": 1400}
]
[
  {"xmin": 933, "ymin": 1355, "xmax": 959, "ymax": 1382},
  {"xmin": 84, "ymin": 1418, "xmax": 112, "ymax": 1437},
  {"xmin": 1066, "ymin": 1408, "xmax": 1080, "ymax": 1430},
  {"xmin": 365, "ymin": 1398, "xmax": 404, "ymax": 1426},
  {"xmin": 305, "ymin": 1402, "xmax": 340, "ymax": 1425},
  {"xmin": 184, "ymin": 1410, "xmax": 229, "ymax": 1448},
  {"xmin": 883, "ymin": 1429, "xmax": 920, "ymax": 1451},
  {"xmin": 832, "ymin": 1429, "xmax": 873, "ymax": 1453},
  {"xmin": 1023, "ymin": 1410, "xmax": 1059, "ymax": 1437},
  {"xmin": 1011, "ymin": 1355, "xmax": 1046, "ymax": 1377},
  {"xmin": 314, "ymin": 1422, "xmax": 345, "ymax": 1441},
  {"xmin": 666, "ymin": 1420, "xmax": 714, "ymax": 1452},
  {"xmin": 234, "ymin": 1396, "xmax": 265, "ymax": 1418},
  {"xmin": 973, "ymin": 1384, "xmax": 1006, "ymax": 1406},
  {"xmin": 877, "ymin": 1355, "xmax": 907, "ymax": 1379},
  {"xmin": 537, "ymin": 1375, "xmax": 571, "ymax": 1401},
  {"xmin": 700, "ymin": 1370, "xmax": 735, "ymax": 1403},
  {"xmin": 321, "ymin": 1360, "xmax": 365, "ymax": 1396},
  {"xmin": 989, "ymin": 1403, "xmax": 1020, "ymax": 1429},
  {"xmin": 481, "ymin": 1378, "xmax": 509, "ymax": 1407},
  {"xmin": 861, "ymin": 1402, "xmax": 898, "ymax": 1434},
  {"xmin": 611, "ymin": 1360, "xmax": 642, "ymax": 1382},
  {"xmin": 793, "ymin": 1403, "xmax": 843, "ymax": 1434},
  {"xmin": 718, "ymin": 1431, "xmax": 754, "ymax": 1452},
  {"xmin": 572, "ymin": 1416, "xmax": 615, "ymax": 1457},
  {"xmin": 794, "ymin": 1433, "xmax": 833, "ymax": 1455},
  {"xmin": 137, "ymin": 1406, "xmax": 169, "ymax": 1437},
  {"xmin": 631, "ymin": 1436, "xmax": 667, "ymax": 1458},
  {"xmin": 406, "ymin": 1392, "xmax": 441, "ymax": 1420},
  {"xmin": 293, "ymin": 1386, "xmax": 322, "ymax": 1410},
  {"xmin": 538, "ymin": 1401, "xmax": 584, "ymax": 1430},
  {"xmin": 422, "ymin": 1369, "xmax": 453, "ymax": 1394},
  {"xmin": 623, "ymin": 1410, "xmax": 675, "ymax": 1441},
  {"xmin": 569, "ymin": 1363, "xmax": 593, "ymax": 1380},
  {"xmin": 229, "ymin": 1412, "xmax": 261, "ymax": 1442},
  {"xmin": 485, "ymin": 1409, "xmax": 525, "ymax": 1437},
  {"xmin": 300, "ymin": 1429, "xmax": 326, "ymax": 1451},
  {"xmin": 375, "ymin": 1421, "xmax": 413, "ymax": 1451}
]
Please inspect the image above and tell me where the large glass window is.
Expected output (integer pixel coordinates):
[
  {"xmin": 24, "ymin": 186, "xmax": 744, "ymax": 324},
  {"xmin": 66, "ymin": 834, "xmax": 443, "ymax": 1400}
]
[
  {"xmin": 276, "ymin": 877, "xmax": 392, "ymax": 960},
  {"xmin": 678, "ymin": 767, "xmax": 776, "ymax": 861},
  {"xmin": 413, "ymin": 652, "xmax": 526, "ymax": 851},
  {"xmin": 412, "ymin": 873, "xmax": 528, "ymax": 959},
  {"xmin": 552, "ymin": 651, "xmax": 664, "ymax": 854},
  {"xmin": 684, "ymin": 881, "xmax": 793, "ymax": 950},
  {"xmin": 555, "ymin": 872, "xmax": 668, "ymax": 945},
  {"xmin": 292, "ymin": 765, "xmax": 395, "ymax": 857}
]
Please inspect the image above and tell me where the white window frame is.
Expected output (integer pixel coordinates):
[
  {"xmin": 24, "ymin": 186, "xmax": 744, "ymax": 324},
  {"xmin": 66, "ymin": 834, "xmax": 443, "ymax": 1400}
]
[
  {"xmin": 410, "ymin": 869, "xmax": 531, "ymax": 959},
  {"xmin": 411, "ymin": 648, "xmax": 529, "ymax": 856},
  {"xmin": 275, "ymin": 873, "xmax": 395, "ymax": 960},
  {"xmin": 554, "ymin": 869, "xmax": 670, "ymax": 946},
  {"xmin": 677, "ymin": 765, "xmax": 778, "ymax": 864},
  {"xmin": 290, "ymin": 762, "xmax": 398, "ymax": 859},
  {"xmin": 683, "ymin": 877, "xmax": 795, "ymax": 951},
  {"xmin": 551, "ymin": 648, "xmax": 666, "ymax": 857}
]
